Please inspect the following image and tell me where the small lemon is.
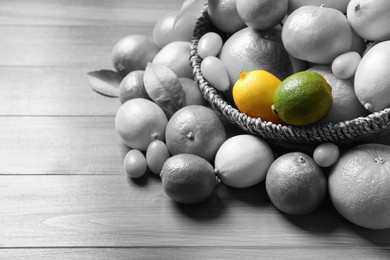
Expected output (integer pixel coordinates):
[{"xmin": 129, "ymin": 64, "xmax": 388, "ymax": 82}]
[
  {"xmin": 271, "ymin": 71, "xmax": 333, "ymax": 126},
  {"xmin": 233, "ymin": 70, "xmax": 283, "ymax": 124}
]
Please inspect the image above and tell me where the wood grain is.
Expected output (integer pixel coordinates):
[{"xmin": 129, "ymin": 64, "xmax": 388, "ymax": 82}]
[
  {"xmin": 1, "ymin": 175, "xmax": 390, "ymax": 249},
  {"xmin": 0, "ymin": 117, "xmax": 125, "ymax": 174},
  {"xmin": 1, "ymin": 0, "xmax": 390, "ymax": 258}
]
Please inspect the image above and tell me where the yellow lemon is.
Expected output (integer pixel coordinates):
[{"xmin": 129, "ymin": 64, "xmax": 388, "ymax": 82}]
[{"xmin": 233, "ymin": 70, "xmax": 282, "ymax": 124}]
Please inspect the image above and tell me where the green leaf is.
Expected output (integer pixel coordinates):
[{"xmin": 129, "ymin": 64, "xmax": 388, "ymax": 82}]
[
  {"xmin": 143, "ymin": 63, "xmax": 185, "ymax": 118},
  {"xmin": 87, "ymin": 69, "xmax": 123, "ymax": 97},
  {"xmin": 174, "ymin": 0, "xmax": 202, "ymax": 27}
]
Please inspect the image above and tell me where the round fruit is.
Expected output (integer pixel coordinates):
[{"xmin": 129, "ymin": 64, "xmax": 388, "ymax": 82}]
[
  {"xmin": 207, "ymin": 0, "xmax": 246, "ymax": 34},
  {"xmin": 347, "ymin": 0, "xmax": 390, "ymax": 41},
  {"xmin": 354, "ymin": 40, "xmax": 390, "ymax": 112},
  {"xmin": 214, "ymin": 135, "xmax": 274, "ymax": 188},
  {"xmin": 288, "ymin": 0, "xmax": 351, "ymax": 14},
  {"xmin": 329, "ymin": 143, "xmax": 390, "ymax": 229},
  {"xmin": 313, "ymin": 143, "xmax": 340, "ymax": 167},
  {"xmin": 308, "ymin": 65, "xmax": 369, "ymax": 124},
  {"xmin": 115, "ymin": 98, "xmax": 168, "ymax": 151},
  {"xmin": 331, "ymin": 51, "xmax": 361, "ymax": 80},
  {"xmin": 219, "ymin": 27, "xmax": 293, "ymax": 92},
  {"xmin": 161, "ymin": 154, "xmax": 217, "ymax": 204},
  {"xmin": 197, "ymin": 32, "xmax": 224, "ymax": 59},
  {"xmin": 118, "ymin": 70, "xmax": 149, "ymax": 104},
  {"xmin": 233, "ymin": 70, "xmax": 282, "ymax": 123},
  {"xmin": 165, "ymin": 105, "xmax": 227, "ymax": 162},
  {"xmin": 152, "ymin": 41, "xmax": 193, "ymax": 78},
  {"xmin": 282, "ymin": 5, "xmax": 353, "ymax": 64},
  {"xmin": 152, "ymin": 11, "xmax": 197, "ymax": 49},
  {"xmin": 146, "ymin": 140, "xmax": 170, "ymax": 175},
  {"xmin": 266, "ymin": 152, "xmax": 327, "ymax": 215},
  {"xmin": 179, "ymin": 78, "xmax": 205, "ymax": 106},
  {"xmin": 200, "ymin": 56, "xmax": 230, "ymax": 92},
  {"xmin": 124, "ymin": 149, "xmax": 147, "ymax": 178},
  {"xmin": 112, "ymin": 34, "xmax": 159, "ymax": 76},
  {"xmin": 236, "ymin": 0, "xmax": 288, "ymax": 30},
  {"xmin": 271, "ymin": 71, "xmax": 333, "ymax": 126}
]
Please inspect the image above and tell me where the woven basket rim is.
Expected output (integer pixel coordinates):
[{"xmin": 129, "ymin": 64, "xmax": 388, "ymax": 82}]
[{"xmin": 189, "ymin": 5, "xmax": 390, "ymax": 145}]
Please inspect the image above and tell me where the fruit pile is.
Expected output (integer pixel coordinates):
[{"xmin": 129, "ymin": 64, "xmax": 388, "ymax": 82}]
[{"xmin": 87, "ymin": 0, "xmax": 390, "ymax": 230}]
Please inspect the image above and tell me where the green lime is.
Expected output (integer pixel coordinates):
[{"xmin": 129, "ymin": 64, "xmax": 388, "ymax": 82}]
[{"xmin": 271, "ymin": 71, "xmax": 333, "ymax": 126}]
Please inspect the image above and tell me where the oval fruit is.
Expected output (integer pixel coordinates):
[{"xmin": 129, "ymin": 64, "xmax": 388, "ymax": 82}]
[
  {"xmin": 354, "ymin": 40, "xmax": 390, "ymax": 112},
  {"xmin": 124, "ymin": 149, "xmax": 147, "ymax": 178},
  {"xmin": 115, "ymin": 98, "xmax": 168, "ymax": 151},
  {"xmin": 146, "ymin": 140, "xmax": 170, "ymax": 175},
  {"xmin": 313, "ymin": 143, "xmax": 340, "ymax": 168},
  {"xmin": 165, "ymin": 105, "xmax": 227, "ymax": 162},
  {"xmin": 233, "ymin": 70, "xmax": 282, "ymax": 123},
  {"xmin": 329, "ymin": 143, "xmax": 390, "ymax": 229},
  {"xmin": 266, "ymin": 152, "xmax": 327, "ymax": 215},
  {"xmin": 112, "ymin": 34, "xmax": 159, "ymax": 76},
  {"xmin": 161, "ymin": 154, "xmax": 217, "ymax": 204},
  {"xmin": 198, "ymin": 32, "xmax": 224, "ymax": 59},
  {"xmin": 236, "ymin": 0, "xmax": 288, "ymax": 30},
  {"xmin": 152, "ymin": 41, "xmax": 193, "ymax": 79},
  {"xmin": 201, "ymin": 56, "xmax": 230, "ymax": 92},
  {"xmin": 282, "ymin": 5, "xmax": 352, "ymax": 64},
  {"xmin": 214, "ymin": 135, "xmax": 274, "ymax": 188},
  {"xmin": 152, "ymin": 11, "xmax": 197, "ymax": 48},
  {"xmin": 272, "ymin": 71, "xmax": 333, "ymax": 126},
  {"xmin": 118, "ymin": 70, "xmax": 149, "ymax": 104},
  {"xmin": 288, "ymin": 0, "xmax": 350, "ymax": 13},
  {"xmin": 207, "ymin": 0, "xmax": 246, "ymax": 34},
  {"xmin": 347, "ymin": 0, "xmax": 390, "ymax": 41},
  {"xmin": 331, "ymin": 51, "xmax": 361, "ymax": 80}
]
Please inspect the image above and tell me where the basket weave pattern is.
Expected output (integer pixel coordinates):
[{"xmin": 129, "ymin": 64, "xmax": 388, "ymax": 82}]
[{"xmin": 190, "ymin": 7, "xmax": 390, "ymax": 146}]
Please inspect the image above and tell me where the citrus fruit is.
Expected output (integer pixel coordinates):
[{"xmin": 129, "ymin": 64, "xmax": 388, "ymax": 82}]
[
  {"xmin": 271, "ymin": 71, "xmax": 333, "ymax": 126},
  {"xmin": 197, "ymin": 32, "xmax": 224, "ymax": 59},
  {"xmin": 165, "ymin": 105, "xmax": 227, "ymax": 162},
  {"xmin": 201, "ymin": 56, "xmax": 230, "ymax": 92},
  {"xmin": 207, "ymin": 0, "xmax": 246, "ymax": 34},
  {"xmin": 118, "ymin": 70, "xmax": 150, "ymax": 104},
  {"xmin": 354, "ymin": 40, "xmax": 390, "ymax": 112},
  {"xmin": 266, "ymin": 152, "xmax": 327, "ymax": 215},
  {"xmin": 331, "ymin": 51, "xmax": 361, "ymax": 80},
  {"xmin": 282, "ymin": 5, "xmax": 353, "ymax": 64},
  {"xmin": 233, "ymin": 70, "xmax": 282, "ymax": 123},
  {"xmin": 124, "ymin": 149, "xmax": 147, "ymax": 178},
  {"xmin": 347, "ymin": 0, "xmax": 390, "ymax": 41},
  {"xmin": 146, "ymin": 140, "xmax": 170, "ymax": 175},
  {"xmin": 115, "ymin": 98, "xmax": 168, "ymax": 151},
  {"xmin": 214, "ymin": 135, "xmax": 274, "ymax": 188},
  {"xmin": 179, "ymin": 78, "xmax": 205, "ymax": 106},
  {"xmin": 152, "ymin": 41, "xmax": 193, "ymax": 78},
  {"xmin": 236, "ymin": 0, "xmax": 288, "ymax": 30},
  {"xmin": 313, "ymin": 143, "xmax": 340, "ymax": 168},
  {"xmin": 288, "ymin": 0, "xmax": 351, "ymax": 14},
  {"xmin": 112, "ymin": 34, "xmax": 159, "ymax": 76},
  {"xmin": 307, "ymin": 65, "xmax": 369, "ymax": 124},
  {"xmin": 161, "ymin": 154, "xmax": 217, "ymax": 204},
  {"xmin": 219, "ymin": 27, "xmax": 293, "ymax": 94},
  {"xmin": 152, "ymin": 11, "xmax": 197, "ymax": 49},
  {"xmin": 329, "ymin": 143, "xmax": 390, "ymax": 229}
]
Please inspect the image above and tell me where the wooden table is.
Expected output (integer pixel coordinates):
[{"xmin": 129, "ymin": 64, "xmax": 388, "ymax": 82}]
[{"xmin": 1, "ymin": 0, "xmax": 389, "ymax": 259}]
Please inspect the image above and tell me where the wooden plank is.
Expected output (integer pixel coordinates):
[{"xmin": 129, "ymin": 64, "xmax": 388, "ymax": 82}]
[
  {"xmin": 0, "ymin": 0, "xmax": 185, "ymax": 26},
  {"xmin": 0, "ymin": 25, "xmax": 148, "ymax": 67},
  {"xmin": 0, "ymin": 117, "xmax": 126, "ymax": 174},
  {"xmin": 1, "ymin": 247, "xmax": 390, "ymax": 260},
  {"xmin": 0, "ymin": 175, "xmax": 390, "ymax": 248},
  {"xmin": 0, "ymin": 67, "xmax": 120, "ymax": 116}
]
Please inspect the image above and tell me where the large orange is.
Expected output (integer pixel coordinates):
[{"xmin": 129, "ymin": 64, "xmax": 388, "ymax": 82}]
[
  {"xmin": 282, "ymin": 5, "xmax": 353, "ymax": 64},
  {"xmin": 329, "ymin": 143, "xmax": 390, "ymax": 229}
]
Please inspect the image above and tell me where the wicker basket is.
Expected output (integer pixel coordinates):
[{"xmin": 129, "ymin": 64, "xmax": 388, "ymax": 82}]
[{"xmin": 189, "ymin": 6, "xmax": 390, "ymax": 148}]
